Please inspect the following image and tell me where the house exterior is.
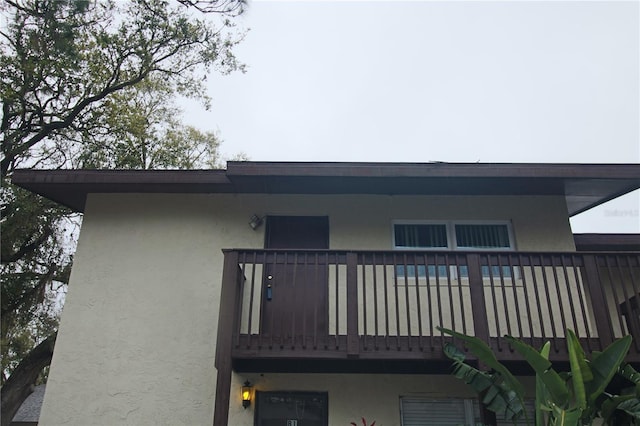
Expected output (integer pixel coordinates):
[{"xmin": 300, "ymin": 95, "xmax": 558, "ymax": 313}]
[
  {"xmin": 12, "ymin": 161, "xmax": 640, "ymax": 426},
  {"xmin": 11, "ymin": 385, "xmax": 45, "ymax": 426}
]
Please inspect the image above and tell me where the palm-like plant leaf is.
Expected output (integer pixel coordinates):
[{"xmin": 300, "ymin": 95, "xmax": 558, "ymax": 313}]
[
  {"xmin": 549, "ymin": 405, "xmax": 582, "ymax": 426},
  {"xmin": 504, "ymin": 336, "xmax": 569, "ymax": 406},
  {"xmin": 443, "ymin": 343, "xmax": 525, "ymax": 421},
  {"xmin": 619, "ymin": 363, "xmax": 640, "ymax": 396},
  {"xmin": 588, "ymin": 335, "xmax": 632, "ymax": 405},
  {"xmin": 601, "ymin": 394, "xmax": 639, "ymax": 425},
  {"xmin": 439, "ymin": 327, "xmax": 525, "ymax": 399},
  {"xmin": 536, "ymin": 342, "xmax": 551, "ymax": 426},
  {"xmin": 615, "ymin": 398, "xmax": 640, "ymax": 420},
  {"xmin": 566, "ymin": 330, "xmax": 588, "ymax": 411}
]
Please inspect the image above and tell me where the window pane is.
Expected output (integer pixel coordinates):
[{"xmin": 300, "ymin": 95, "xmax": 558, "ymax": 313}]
[
  {"xmin": 401, "ymin": 398, "xmax": 480, "ymax": 426},
  {"xmin": 394, "ymin": 224, "xmax": 448, "ymax": 248},
  {"xmin": 455, "ymin": 224, "xmax": 511, "ymax": 249},
  {"xmin": 482, "ymin": 265, "xmax": 513, "ymax": 278},
  {"xmin": 396, "ymin": 264, "xmax": 448, "ymax": 278}
]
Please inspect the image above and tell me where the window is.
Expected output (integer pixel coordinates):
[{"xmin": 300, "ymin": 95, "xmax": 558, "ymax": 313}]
[
  {"xmin": 400, "ymin": 397, "xmax": 534, "ymax": 426},
  {"xmin": 394, "ymin": 224, "xmax": 448, "ymax": 249},
  {"xmin": 256, "ymin": 391, "xmax": 328, "ymax": 426},
  {"xmin": 393, "ymin": 222, "xmax": 514, "ymax": 251},
  {"xmin": 455, "ymin": 224, "xmax": 511, "ymax": 249},
  {"xmin": 393, "ymin": 221, "xmax": 515, "ymax": 278},
  {"xmin": 400, "ymin": 397, "xmax": 479, "ymax": 426}
]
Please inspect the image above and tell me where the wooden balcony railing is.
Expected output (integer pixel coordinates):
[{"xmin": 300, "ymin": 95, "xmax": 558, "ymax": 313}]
[{"xmin": 216, "ymin": 249, "xmax": 640, "ymax": 366}]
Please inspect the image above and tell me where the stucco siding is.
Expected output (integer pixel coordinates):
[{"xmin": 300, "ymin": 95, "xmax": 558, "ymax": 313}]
[
  {"xmin": 39, "ymin": 193, "xmax": 573, "ymax": 425},
  {"xmin": 227, "ymin": 372, "xmax": 535, "ymax": 426}
]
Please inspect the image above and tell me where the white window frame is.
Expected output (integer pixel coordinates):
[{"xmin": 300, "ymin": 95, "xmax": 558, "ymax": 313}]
[
  {"xmin": 399, "ymin": 397, "xmax": 480, "ymax": 426},
  {"xmin": 392, "ymin": 220, "xmax": 516, "ymax": 251},
  {"xmin": 392, "ymin": 220, "xmax": 449, "ymax": 251},
  {"xmin": 399, "ymin": 396, "xmax": 534, "ymax": 426},
  {"xmin": 392, "ymin": 220, "xmax": 517, "ymax": 279}
]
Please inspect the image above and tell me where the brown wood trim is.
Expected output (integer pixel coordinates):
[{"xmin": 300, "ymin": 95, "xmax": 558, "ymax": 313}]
[
  {"xmin": 226, "ymin": 161, "xmax": 640, "ymax": 179},
  {"xmin": 582, "ymin": 255, "xmax": 615, "ymax": 347},
  {"xmin": 225, "ymin": 249, "xmax": 640, "ymax": 370},
  {"xmin": 213, "ymin": 251, "xmax": 240, "ymax": 426},
  {"xmin": 11, "ymin": 163, "xmax": 640, "ymax": 214},
  {"xmin": 346, "ymin": 253, "xmax": 359, "ymax": 358},
  {"xmin": 574, "ymin": 234, "xmax": 640, "ymax": 252},
  {"xmin": 467, "ymin": 254, "xmax": 491, "ymax": 345}
]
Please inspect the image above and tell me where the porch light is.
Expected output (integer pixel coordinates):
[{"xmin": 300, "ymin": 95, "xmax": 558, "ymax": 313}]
[
  {"xmin": 249, "ymin": 214, "xmax": 264, "ymax": 230},
  {"xmin": 242, "ymin": 381, "xmax": 252, "ymax": 408}
]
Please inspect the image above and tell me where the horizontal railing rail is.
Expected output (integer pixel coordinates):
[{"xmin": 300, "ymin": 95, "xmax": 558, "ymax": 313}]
[{"xmin": 218, "ymin": 249, "xmax": 640, "ymax": 363}]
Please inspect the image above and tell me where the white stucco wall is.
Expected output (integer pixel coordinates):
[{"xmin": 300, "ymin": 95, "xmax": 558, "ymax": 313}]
[
  {"xmin": 39, "ymin": 193, "xmax": 573, "ymax": 425},
  {"xmin": 227, "ymin": 372, "xmax": 537, "ymax": 426}
]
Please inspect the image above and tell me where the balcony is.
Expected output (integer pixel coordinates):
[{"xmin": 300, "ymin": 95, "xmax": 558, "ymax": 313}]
[{"xmin": 215, "ymin": 249, "xmax": 640, "ymax": 372}]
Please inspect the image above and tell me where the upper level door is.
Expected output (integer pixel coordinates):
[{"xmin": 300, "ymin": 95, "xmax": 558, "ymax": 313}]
[
  {"xmin": 262, "ymin": 216, "xmax": 329, "ymax": 341},
  {"xmin": 265, "ymin": 216, "xmax": 329, "ymax": 249}
]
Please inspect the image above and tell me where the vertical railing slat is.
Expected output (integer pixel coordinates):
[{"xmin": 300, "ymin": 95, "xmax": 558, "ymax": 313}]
[
  {"xmin": 334, "ymin": 252, "xmax": 340, "ymax": 348},
  {"xmin": 445, "ymin": 254, "xmax": 454, "ymax": 336},
  {"xmin": 539, "ymin": 254, "xmax": 559, "ymax": 351},
  {"xmin": 426, "ymin": 253, "xmax": 434, "ymax": 348},
  {"xmin": 519, "ymin": 254, "xmax": 536, "ymax": 346},
  {"xmin": 415, "ymin": 253, "xmax": 423, "ymax": 349},
  {"xmin": 456, "ymin": 254, "xmax": 468, "ymax": 335},
  {"xmin": 362, "ymin": 257, "xmax": 368, "ymax": 349},
  {"xmin": 383, "ymin": 253, "xmax": 390, "ymax": 349},
  {"xmin": 623, "ymin": 254, "xmax": 640, "ymax": 352},
  {"xmin": 435, "ymin": 254, "xmax": 444, "ymax": 348},
  {"xmin": 487, "ymin": 255, "xmax": 501, "ymax": 350},
  {"xmin": 403, "ymin": 253, "xmax": 412, "ymax": 349},
  {"xmin": 508, "ymin": 255, "xmax": 523, "ymax": 340},
  {"xmin": 583, "ymin": 254, "xmax": 614, "ymax": 348},
  {"xmin": 570, "ymin": 254, "xmax": 593, "ymax": 351},
  {"xmin": 372, "ymin": 253, "xmax": 380, "ymax": 350},
  {"xmin": 560, "ymin": 255, "xmax": 579, "ymax": 335},
  {"xmin": 393, "ymin": 253, "xmax": 401, "ymax": 349},
  {"xmin": 604, "ymin": 255, "xmax": 625, "ymax": 339}
]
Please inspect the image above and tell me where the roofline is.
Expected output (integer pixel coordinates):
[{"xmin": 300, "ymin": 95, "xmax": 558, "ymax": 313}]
[
  {"xmin": 226, "ymin": 161, "xmax": 640, "ymax": 178},
  {"xmin": 10, "ymin": 162, "xmax": 640, "ymax": 214},
  {"xmin": 13, "ymin": 162, "xmax": 640, "ymax": 180}
]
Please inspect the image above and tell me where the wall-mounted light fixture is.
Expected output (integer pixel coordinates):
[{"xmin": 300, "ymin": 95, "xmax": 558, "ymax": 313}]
[
  {"xmin": 249, "ymin": 214, "xmax": 264, "ymax": 230},
  {"xmin": 242, "ymin": 381, "xmax": 253, "ymax": 409}
]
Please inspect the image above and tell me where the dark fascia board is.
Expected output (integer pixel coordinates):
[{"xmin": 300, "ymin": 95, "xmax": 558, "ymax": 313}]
[
  {"xmin": 10, "ymin": 162, "xmax": 640, "ymax": 214},
  {"xmin": 11, "ymin": 169, "xmax": 233, "ymax": 212},
  {"xmin": 574, "ymin": 234, "xmax": 640, "ymax": 251},
  {"xmin": 226, "ymin": 161, "xmax": 640, "ymax": 179}
]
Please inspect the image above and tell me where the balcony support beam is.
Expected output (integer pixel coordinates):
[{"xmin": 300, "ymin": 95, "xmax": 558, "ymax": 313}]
[
  {"xmin": 213, "ymin": 251, "xmax": 241, "ymax": 426},
  {"xmin": 346, "ymin": 252, "xmax": 360, "ymax": 357},
  {"xmin": 467, "ymin": 254, "xmax": 491, "ymax": 344}
]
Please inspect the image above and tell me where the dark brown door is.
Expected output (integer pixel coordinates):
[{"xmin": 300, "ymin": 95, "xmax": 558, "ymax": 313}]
[
  {"xmin": 255, "ymin": 391, "xmax": 328, "ymax": 426},
  {"xmin": 262, "ymin": 216, "xmax": 329, "ymax": 341}
]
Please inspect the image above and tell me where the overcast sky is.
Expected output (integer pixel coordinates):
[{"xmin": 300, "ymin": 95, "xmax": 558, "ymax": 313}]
[{"xmin": 183, "ymin": 0, "xmax": 639, "ymax": 233}]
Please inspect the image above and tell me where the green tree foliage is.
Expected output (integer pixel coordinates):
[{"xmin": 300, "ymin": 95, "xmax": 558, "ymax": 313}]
[
  {"xmin": 1, "ymin": 0, "xmax": 246, "ymax": 422},
  {"xmin": 1, "ymin": 0, "xmax": 244, "ymax": 175},
  {"xmin": 74, "ymin": 76, "xmax": 223, "ymax": 169}
]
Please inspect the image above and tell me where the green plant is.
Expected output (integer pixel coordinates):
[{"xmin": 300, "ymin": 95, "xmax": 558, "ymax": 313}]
[{"xmin": 438, "ymin": 327, "xmax": 640, "ymax": 425}]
